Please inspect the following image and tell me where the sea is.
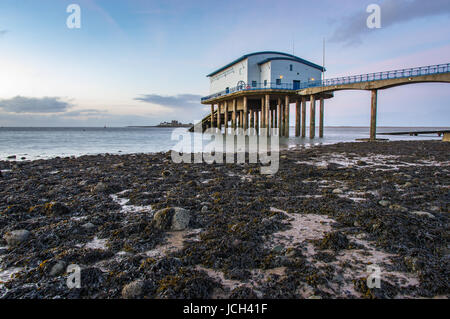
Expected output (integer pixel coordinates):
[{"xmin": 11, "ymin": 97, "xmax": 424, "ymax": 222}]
[{"xmin": 0, "ymin": 126, "xmax": 447, "ymax": 161}]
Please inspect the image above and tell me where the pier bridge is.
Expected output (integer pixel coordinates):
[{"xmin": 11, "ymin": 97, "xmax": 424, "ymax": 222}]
[{"xmin": 194, "ymin": 63, "xmax": 450, "ymax": 140}]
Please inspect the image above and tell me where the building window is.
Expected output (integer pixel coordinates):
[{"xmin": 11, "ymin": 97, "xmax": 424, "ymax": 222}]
[
  {"xmin": 276, "ymin": 79, "xmax": 281, "ymax": 85},
  {"xmin": 264, "ymin": 80, "xmax": 267, "ymax": 86},
  {"xmin": 290, "ymin": 64, "xmax": 293, "ymax": 71},
  {"xmin": 252, "ymin": 81, "xmax": 257, "ymax": 87}
]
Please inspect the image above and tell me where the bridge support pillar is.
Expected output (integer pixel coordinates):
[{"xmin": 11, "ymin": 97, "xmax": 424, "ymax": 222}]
[
  {"xmin": 301, "ymin": 97, "xmax": 306, "ymax": 138},
  {"xmin": 319, "ymin": 98, "xmax": 324, "ymax": 138},
  {"xmin": 295, "ymin": 100, "xmax": 300, "ymax": 137},
  {"xmin": 284, "ymin": 96, "xmax": 290, "ymax": 137},
  {"xmin": 370, "ymin": 89, "xmax": 378, "ymax": 140},
  {"xmin": 310, "ymin": 95, "xmax": 316, "ymax": 138}
]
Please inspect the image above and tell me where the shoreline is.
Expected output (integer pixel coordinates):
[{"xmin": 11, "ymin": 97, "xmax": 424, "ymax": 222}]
[{"xmin": 0, "ymin": 140, "xmax": 448, "ymax": 299}]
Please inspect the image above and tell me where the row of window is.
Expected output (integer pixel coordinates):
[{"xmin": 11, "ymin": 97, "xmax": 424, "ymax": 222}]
[{"xmin": 250, "ymin": 79, "xmax": 301, "ymax": 87}]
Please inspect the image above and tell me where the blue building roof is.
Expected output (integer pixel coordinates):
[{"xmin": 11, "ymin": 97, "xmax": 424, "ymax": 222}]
[{"xmin": 206, "ymin": 51, "xmax": 325, "ymax": 77}]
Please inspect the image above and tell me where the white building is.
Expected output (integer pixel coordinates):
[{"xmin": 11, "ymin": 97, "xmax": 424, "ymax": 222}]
[{"xmin": 207, "ymin": 51, "xmax": 325, "ymax": 94}]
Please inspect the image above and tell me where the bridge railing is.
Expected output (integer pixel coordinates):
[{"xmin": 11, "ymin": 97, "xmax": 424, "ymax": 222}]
[
  {"xmin": 201, "ymin": 63, "xmax": 450, "ymax": 101},
  {"xmin": 298, "ymin": 63, "xmax": 450, "ymax": 89}
]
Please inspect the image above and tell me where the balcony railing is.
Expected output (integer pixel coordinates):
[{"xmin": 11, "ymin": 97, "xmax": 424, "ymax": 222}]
[{"xmin": 201, "ymin": 63, "xmax": 450, "ymax": 102}]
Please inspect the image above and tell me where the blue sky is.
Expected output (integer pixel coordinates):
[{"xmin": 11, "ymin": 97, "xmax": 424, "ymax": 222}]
[{"xmin": 0, "ymin": 0, "xmax": 449, "ymax": 127}]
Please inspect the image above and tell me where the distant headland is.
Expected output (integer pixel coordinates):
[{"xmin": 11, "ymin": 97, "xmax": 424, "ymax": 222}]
[{"xmin": 128, "ymin": 120, "xmax": 193, "ymax": 128}]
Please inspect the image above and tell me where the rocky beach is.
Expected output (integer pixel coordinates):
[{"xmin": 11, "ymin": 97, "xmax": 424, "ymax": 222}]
[{"xmin": 0, "ymin": 140, "xmax": 448, "ymax": 299}]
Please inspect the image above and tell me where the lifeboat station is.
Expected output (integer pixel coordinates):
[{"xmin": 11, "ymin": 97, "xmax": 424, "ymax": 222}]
[{"xmin": 196, "ymin": 51, "xmax": 330, "ymax": 138}]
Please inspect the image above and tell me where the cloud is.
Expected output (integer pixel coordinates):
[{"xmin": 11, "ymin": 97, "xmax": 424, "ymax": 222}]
[
  {"xmin": 0, "ymin": 96, "xmax": 73, "ymax": 113},
  {"xmin": 134, "ymin": 93, "xmax": 203, "ymax": 108},
  {"xmin": 0, "ymin": 29, "xmax": 8, "ymax": 37},
  {"xmin": 330, "ymin": 0, "xmax": 450, "ymax": 46}
]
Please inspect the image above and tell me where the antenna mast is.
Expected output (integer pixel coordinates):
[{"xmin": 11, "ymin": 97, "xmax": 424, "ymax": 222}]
[{"xmin": 322, "ymin": 37, "xmax": 325, "ymax": 83}]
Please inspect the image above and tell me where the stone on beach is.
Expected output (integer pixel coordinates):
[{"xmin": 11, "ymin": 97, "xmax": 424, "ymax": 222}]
[
  {"xmin": 122, "ymin": 280, "xmax": 145, "ymax": 299},
  {"xmin": 3, "ymin": 229, "xmax": 31, "ymax": 246},
  {"xmin": 49, "ymin": 261, "xmax": 67, "ymax": 276},
  {"xmin": 410, "ymin": 211, "xmax": 435, "ymax": 218},
  {"xmin": 153, "ymin": 207, "xmax": 191, "ymax": 231},
  {"xmin": 378, "ymin": 200, "xmax": 391, "ymax": 207},
  {"xmin": 44, "ymin": 202, "xmax": 70, "ymax": 216}
]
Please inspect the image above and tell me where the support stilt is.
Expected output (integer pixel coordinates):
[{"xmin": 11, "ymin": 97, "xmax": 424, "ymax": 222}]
[
  {"xmin": 295, "ymin": 100, "xmax": 300, "ymax": 137},
  {"xmin": 310, "ymin": 95, "xmax": 316, "ymax": 138},
  {"xmin": 370, "ymin": 89, "xmax": 378, "ymax": 140},
  {"xmin": 319, "ymin": 98, "xmax": 324, "ymax": 138},
  {"xmin": 301, "ymin": 97, "xmax": 306, "ymax": 138},
  {"xmin": 284, "ymin": 96, "xmax": 289, "ymax": 137}
]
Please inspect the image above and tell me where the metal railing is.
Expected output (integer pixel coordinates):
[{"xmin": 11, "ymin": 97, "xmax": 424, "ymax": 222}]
[{"xmin": 201, "ymin": 63, "xmax": 450, "ymax": 102}]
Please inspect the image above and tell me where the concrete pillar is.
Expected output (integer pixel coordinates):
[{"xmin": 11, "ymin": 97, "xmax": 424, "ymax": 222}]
[
  {"xmin": 243, "ymin": 96, "xmax": 248, "ymax": 131},
  {"xmin": 232, "ymin": 99, "xmax": 237, "ymax": 130},
  {"xmin": 295, "ymin": 100, "xmax": 300, "ymax": 137},
  {"xmin": 250, "ymin": 108, "xmax": 254, "ymax": 129},
  {"xmin": 301, "ymin": 97, "xmax": 306, "ymax": 138},
  {"xmin": 319, "ymin": 98, "xmax": 324, "ymax": 138},
  {"xmin": 284, "ymin": 96, "xmax": 290, "ymax": 137},
  {"xmin": 217, "ymin": 102, "xmax": 221, "ymax": 132},
  {"xmin": 210, "ymin": 104, "xmax": 215, "ymax": 128},
  {"xmin": 370, "ymin": 89, "xmax": 377, "ymax": 140},
  {"xmin": 224, "ymin": 100, "xmax": 229, "ymax": 133},
  {"xmin": 310, "ymin": 95, "xmax": 316, "ymax": 138}
]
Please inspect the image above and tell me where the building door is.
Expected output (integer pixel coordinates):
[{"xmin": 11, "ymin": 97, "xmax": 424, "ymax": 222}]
[{"xmin": 293, "ymin": 80, "xmax": 300, "ymax": 90}]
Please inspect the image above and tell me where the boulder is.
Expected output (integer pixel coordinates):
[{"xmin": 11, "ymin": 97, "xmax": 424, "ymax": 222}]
[
  {"xmin": 122, "ymin": 280, "xmax": 145, "ymax": 299},
  {"xmin": 3, "ymin": 229, "xmax": 31, "ymax": 246},
  {"xmin": 49, "ymin": 261, "xmax": 67, "ymax": 276},
  {"xmin": 44, "ymin": 202, "xmax": 70, "ymax": 216},
  {"xmin": 153, "ymin": 207, "xmax": 190, "ymax": 231},
  {"xmin": 378, "ymin": 200, "xmax": 390, "ymax": 207},
  {"xmin": 410, "ymin": 211, "xmax": 435, "ymax": 219},
  {"xmin": 92, "ymin": 182, "xmax": 107, "ymax": 193}
]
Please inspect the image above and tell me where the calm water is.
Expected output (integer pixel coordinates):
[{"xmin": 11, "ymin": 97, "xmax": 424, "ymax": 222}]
[{"xmin": 0, "ymin": 127, "xmax": 446, "ymax": 161}]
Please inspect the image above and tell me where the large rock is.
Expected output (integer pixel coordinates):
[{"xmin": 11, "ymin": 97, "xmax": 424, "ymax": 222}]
[
  {"xmin": 49, "ymin": 261, "xmax": 67, "ymax": 276},
  {"xmin": 153, "ymin": 207, "xmax": 191, "ymax": 231},
  {"xmin": 92, "ymin": 182, "xmax": 107, "ymax": 193},
  {"xmin": 410, "ymin": 211, "xmax": 435, "ymax": 219},
  {"xmin": 3, "ymin": 229, "xmax": 31, "ymax": 246},
  {"xmin": 44, "ymin": 202, "xmax": 70, "ymax": 216},
  {"xmin": 122, "ymin": 280, "xmax": 145, "ymax": 299}
]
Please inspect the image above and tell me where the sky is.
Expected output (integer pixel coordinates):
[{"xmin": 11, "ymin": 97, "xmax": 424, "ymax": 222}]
[{"xmin": 0, "ymin": 0, "xmax": 449, "ymax": 127}]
